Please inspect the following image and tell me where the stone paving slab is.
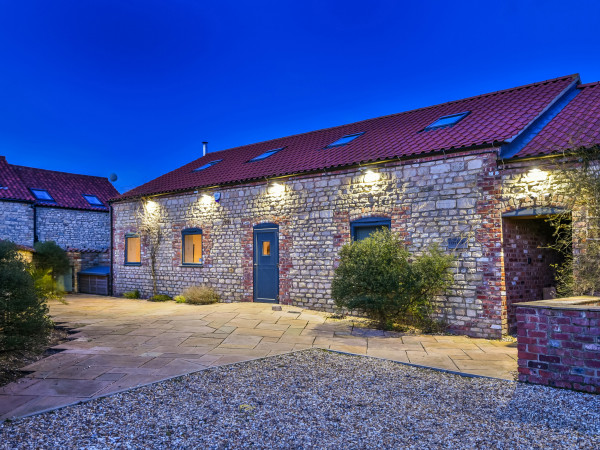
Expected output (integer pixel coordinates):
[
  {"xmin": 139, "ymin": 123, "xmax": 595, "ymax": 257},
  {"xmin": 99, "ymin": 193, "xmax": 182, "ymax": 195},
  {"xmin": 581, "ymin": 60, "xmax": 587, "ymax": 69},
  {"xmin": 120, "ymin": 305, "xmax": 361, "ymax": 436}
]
[{"xmin": 0, "ymin": 294, "xmax": 518, "ymax": 421}]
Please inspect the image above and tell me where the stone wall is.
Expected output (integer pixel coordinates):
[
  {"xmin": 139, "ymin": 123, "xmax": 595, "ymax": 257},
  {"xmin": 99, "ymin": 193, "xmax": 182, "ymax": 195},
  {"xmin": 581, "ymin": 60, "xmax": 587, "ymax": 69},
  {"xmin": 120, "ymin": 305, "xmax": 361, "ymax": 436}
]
[
  {"xmin": 517, "ymin": 299, "xmax": 600, "ymax": 394},
  {"xmin": 36, "ymin": 207, "xmax": 110, "ymax": 250},
  {"xmin": 113, "ymin": 149, "xmax": 515, "ymax": 338},
  {"xmin": 0, "ymin": 200, "xmax": 33, "ymax": 247}
]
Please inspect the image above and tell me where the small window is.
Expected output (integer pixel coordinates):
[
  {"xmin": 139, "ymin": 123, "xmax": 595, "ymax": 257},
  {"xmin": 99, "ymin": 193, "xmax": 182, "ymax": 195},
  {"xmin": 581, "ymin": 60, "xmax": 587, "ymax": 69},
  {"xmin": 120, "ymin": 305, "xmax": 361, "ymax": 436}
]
[
  {"xmin": 325, "ymin": 132, "xmax": 364, "ymax": 148},
  {"xmin": 262, "ymin": 241, "xmax": 271, "ymax": 256},
  {"xmin": 182, "ymin": 228, "xmax": 203, "ymax": 264},
  {"xmin": 423, "ymin": 112, "xmax": 470, "ymax": 131},
  {"xmin": 193, "ymin": 160, "xmax": 222, "ymax": 172},
  {"xmin": 351, "ymin": 217, "xmax": 391, "ymax": 241},
  {"xmin": 125, "ymin": 233, "xmax": 141, "ymax": 264},
  {"xmin": 30, "ymin": 188, "xmax": 54, "ymax": 202},
  {"xmin": 248, "ymin": 148, "xmax": 284, "ymax": 162},
  {"xmin": 83, "ymin": 194, "xmax": 103, "ymax": 206}
]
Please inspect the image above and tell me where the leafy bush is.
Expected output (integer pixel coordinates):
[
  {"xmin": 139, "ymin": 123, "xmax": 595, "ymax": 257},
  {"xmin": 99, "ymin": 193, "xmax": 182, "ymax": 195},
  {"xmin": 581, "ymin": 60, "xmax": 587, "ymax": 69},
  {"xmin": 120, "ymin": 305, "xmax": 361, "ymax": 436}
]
[
  {"xmin": 183, "ymin": 285, "xmax": 220, "ymax": 305},
  {"xmin": 149, "ymin": 294, "xmax": 172, "ymax": 302},
  {"xmin": 174, "ymin": 295, "xmax": 186, "ymax": 303},
  {"xmin": 32, "ymin": 241, "xmax": 70, "ymax": 276},
  {"xmin": 331, "ymin": 229, "xmax": 454, "ymax": 329},
  {"xmin": 0, "ymin": 241, "xmax": 52, "ymax": 350},
  {"xmin": 30, "ymin": 268, "xmax": 65, "ymax": 301},
  {"xmin": 123, "ymin": 289, "xmax": 141, "ymax": 299}
]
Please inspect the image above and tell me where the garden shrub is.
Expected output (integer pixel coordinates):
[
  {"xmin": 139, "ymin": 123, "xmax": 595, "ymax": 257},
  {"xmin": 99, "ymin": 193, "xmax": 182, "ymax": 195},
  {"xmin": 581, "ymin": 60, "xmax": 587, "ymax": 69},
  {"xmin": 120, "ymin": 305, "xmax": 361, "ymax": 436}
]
[
  {"xmin": 331, "ymin": 229, "xmax": 454, "ymax": 330},
  {"xmin": 32, "ymin": 241, "xmax": 70, "ymax": 276},
  {"xmin": 149, "ymin": 294, "xmax": 172, "ymax": 302},
  {"xmin": 0, "ymin": 241, "xmax": 52, "ymax": 350},
  {"xmin": 183, "ymin": 285, "xmax": 220, "ymax": 305},
  {"xmin": 123, "ymin": 289, "xmax": 141, "ymax": 299},
  {"xmin": 30, "ymin": 268, "xmax": 65, "ymax": 301},
  {"xmin": 174, "ymin": 295, "xmax": 186, "ymax": 303}
]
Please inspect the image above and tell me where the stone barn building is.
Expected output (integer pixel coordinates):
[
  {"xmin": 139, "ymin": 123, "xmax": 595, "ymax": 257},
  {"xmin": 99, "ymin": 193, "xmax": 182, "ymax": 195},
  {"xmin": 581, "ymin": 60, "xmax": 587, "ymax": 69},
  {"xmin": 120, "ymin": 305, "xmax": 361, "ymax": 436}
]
[
  {"xmin": 0, "ymin": 156, "xmax": 119, "ymax": 293},
  {"xmin": 111, "ymin": 74, "xmax": 600, "ymax": 338}
]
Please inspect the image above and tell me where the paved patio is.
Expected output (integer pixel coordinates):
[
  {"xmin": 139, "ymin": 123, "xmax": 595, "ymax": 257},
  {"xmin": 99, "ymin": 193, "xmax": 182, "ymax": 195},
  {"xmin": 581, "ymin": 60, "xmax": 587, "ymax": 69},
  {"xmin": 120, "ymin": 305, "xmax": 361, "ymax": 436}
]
[{"xmin": 0, "ymin": 295, "xmax": 517, "ymax": 421}]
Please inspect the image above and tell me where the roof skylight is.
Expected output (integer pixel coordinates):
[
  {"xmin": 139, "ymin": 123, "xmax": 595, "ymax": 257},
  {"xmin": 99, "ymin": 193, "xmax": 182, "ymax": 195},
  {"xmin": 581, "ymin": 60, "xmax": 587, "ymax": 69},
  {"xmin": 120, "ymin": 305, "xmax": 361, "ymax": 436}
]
[
  {"xmin": 424, "ymin": 112, "xmax": 470, "ymax": 131},
  {"xmin": 30, "ymin": 188, "xmax": 54, "ymax": 201},
  {"xmin": 248, "ymin": 148, "xmax": 284, "ymax": 162},
  {"xmin": 325, "ymin": 132, "xmax": 365, "ymax": 148},
  {"xmin": 83, "ymin": 194, "xmax": 103, "ymax": 206},
  {"xmin": 193, "ymin": 160, "xmax": 223, "ymax": 172}
]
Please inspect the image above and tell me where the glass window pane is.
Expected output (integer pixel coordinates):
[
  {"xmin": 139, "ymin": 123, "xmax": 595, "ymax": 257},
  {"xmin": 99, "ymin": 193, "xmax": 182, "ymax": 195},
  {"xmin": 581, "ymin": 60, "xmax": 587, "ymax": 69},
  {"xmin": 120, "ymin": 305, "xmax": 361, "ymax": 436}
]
[
  {"xmin": 127, "ymin": 237, "xmax": 140, "ymax": 263},
  {"xmin": 262, "ymin": 241, "xmax": 270, "ymax": 256},
  {"xmin": 184, "ymin": 233, "xmax": 202, "ymax": 263}
]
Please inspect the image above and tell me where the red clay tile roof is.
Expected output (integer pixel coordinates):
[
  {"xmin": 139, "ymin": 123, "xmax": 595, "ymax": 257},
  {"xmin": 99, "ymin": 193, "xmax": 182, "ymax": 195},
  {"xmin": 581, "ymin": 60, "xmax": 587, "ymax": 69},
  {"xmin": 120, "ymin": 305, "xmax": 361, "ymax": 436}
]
[
  {"xmin": 0, "ymin": 158, "xmax": 119, "ymax": 211},
  {"xmin": 517, "ymin": 82, "xmax": 600, "ymax": 157},
  {"xmin": 0, "ymin": 156, "xmax": 35, "ymax": 202},
  {"xmin": 118, "ymin": 74, "xmax": 578, "ymax": 200}
]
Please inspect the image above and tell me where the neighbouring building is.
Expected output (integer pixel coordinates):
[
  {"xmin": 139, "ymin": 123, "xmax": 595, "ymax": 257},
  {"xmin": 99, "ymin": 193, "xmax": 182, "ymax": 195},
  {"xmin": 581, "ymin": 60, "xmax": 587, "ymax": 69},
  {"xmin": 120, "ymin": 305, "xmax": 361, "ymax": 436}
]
[
  {"xmin": 111, "ymin": 74, "xmax": 600, "ymax": 338},
  {"xmin": 0, "ymin": 157, "xmax": 119, "ymax": 293}
]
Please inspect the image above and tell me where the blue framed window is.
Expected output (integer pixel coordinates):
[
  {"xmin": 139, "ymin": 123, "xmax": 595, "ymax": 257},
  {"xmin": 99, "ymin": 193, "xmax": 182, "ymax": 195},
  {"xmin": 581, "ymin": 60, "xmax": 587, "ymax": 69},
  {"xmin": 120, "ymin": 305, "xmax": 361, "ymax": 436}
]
[
  {"xmin": 125, "ymin": 233, "xmax": 141, "ymax": 265},
  {"xmin": 83, "ymin": 194, "xmax": 103, "ymax": 206},
  {"xmin": 350, "ymin": 217, "xmax": 391, "ymax": 241},
  {"xmin": 248, "ymin": 147, "xmax": 284, "ymax": 162},
  {"xmin": 325, "ymin": 132, "xmax": 365, "ymax": 148},
  {"xmin": 423, "ymin": 111, "xmax": 470, "ymax": 131},
  {"xmin": 193, "ymin": 160, "xmax": 222, "ymax": 172},
  {"xmin": 182, "ymin": 228, "xmax": 203, "ymax": 265},
  {"xmin": 30, "ymin": 188, "xmax": 55, "ymax": 202}
]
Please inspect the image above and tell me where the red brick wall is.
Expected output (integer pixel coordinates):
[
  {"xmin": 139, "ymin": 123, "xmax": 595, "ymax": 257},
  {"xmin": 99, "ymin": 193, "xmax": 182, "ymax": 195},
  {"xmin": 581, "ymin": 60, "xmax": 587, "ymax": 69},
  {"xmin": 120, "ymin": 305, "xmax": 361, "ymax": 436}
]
[
  {"xmin": 503, "ymin": 218, "xmax": 563, "ymax": 332},
  {"xmin": 517, "ymin": 304, "xmax": 600, "ymax": 393}
]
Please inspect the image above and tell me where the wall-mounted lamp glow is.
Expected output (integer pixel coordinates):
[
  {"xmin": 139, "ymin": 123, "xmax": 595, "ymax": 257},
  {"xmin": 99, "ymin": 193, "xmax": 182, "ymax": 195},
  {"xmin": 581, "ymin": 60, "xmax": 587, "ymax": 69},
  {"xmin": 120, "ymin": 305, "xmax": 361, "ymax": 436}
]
[
  {"xmin": 525, "ymin": 168, "xmax": 548, "ymax": 183},
  {"xmin": 145, "ymin": 199, "xmax": 159, "ymax": 212},
  {"xmin": 267, "ymin": 181, "xmax": 285, "ymax": 195},
  {"xmin": 363, "ymin": 168, "xmax": 380, "ymax": 183},
  {"xmin": 201, "ymin": 193, "xmax": 213, "ymax": 204}
]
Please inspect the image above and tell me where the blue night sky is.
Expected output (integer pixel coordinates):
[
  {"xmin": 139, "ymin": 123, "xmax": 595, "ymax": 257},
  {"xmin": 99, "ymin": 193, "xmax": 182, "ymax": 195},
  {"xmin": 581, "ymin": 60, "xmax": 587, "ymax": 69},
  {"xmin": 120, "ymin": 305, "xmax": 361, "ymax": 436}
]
[{"xmin": 1, "ymin": 0, "xmax": 599, "ymax": 194}]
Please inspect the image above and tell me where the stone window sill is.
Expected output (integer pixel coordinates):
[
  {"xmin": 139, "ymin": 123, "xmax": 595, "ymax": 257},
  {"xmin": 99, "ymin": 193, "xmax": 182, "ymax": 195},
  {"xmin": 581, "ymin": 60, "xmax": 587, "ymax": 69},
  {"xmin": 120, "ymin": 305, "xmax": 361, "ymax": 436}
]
[
  {"xmin": 180, "ymin": 264, "xmax": 204, "ymax": 268},
  {"xmin": 124, "ymin": 262, "xmax": 141, "ymax": 266}
]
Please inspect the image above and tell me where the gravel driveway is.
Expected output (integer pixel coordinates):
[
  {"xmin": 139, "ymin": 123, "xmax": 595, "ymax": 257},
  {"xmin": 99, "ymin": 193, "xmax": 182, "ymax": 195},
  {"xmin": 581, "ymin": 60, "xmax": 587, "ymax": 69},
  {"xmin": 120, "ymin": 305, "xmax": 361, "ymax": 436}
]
[{"xmin": 1, "ymin": 349, "xmax": 598, "ymax": 449}]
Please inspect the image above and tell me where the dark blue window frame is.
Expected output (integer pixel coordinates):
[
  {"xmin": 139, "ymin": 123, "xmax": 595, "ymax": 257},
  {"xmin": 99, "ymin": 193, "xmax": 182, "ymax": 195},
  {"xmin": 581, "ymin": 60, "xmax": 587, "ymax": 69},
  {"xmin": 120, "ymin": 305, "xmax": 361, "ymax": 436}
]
[
  {"xmin": 423, "ymin": 111, "xmax": 470, "ymax": 131},
  {"xmin": 325, "ymin": 132, "xmax": 365, "ymax": 148},
  {"xmin": 193, "ymin": 160, "xmax": 223, "ymax": 172},
  {"xmin": 83, "ymin": 194, "xmax": 104, "ymax": 206},
  {"xmin": 350, "ymin": 217, "xmax": 391, "ymax": 241},
  {"xmin": 182, "ymin": 228, "xmax": 203, "ymax": 266},
  {"xmin": 248, "ymin": 147, "xmax": 285, "ymax": 162},
  {"xmin": 30, "ymin": 188, "xmax": 55, "ymax": 202},
  {"xmin": 124, "ymin": 233, "xmax": 141, "ymax": 266}
]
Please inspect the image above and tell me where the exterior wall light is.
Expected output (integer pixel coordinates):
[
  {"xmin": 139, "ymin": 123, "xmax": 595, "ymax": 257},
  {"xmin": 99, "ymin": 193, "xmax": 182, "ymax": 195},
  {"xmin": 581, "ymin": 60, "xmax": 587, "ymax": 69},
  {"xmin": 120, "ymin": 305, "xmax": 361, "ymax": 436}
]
[
  {"xmin": 363, "ymin": 168, "xmax": 380, "ymax": 183},
  {"xmin": 525, "ymin": 168, "xmax": 548, "ymax": 183},
  {"xmin": 267, "ymin": 181, "xmax": 285, "ymax": 196}
]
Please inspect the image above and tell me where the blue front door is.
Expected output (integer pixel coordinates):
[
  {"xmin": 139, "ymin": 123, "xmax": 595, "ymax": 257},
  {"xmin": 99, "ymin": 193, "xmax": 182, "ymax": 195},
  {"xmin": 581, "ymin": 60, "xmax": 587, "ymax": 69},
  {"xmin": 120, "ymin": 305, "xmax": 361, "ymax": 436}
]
[{"xmin": 253, "ymin": 224, "xmax": 279, "ymax": 303}]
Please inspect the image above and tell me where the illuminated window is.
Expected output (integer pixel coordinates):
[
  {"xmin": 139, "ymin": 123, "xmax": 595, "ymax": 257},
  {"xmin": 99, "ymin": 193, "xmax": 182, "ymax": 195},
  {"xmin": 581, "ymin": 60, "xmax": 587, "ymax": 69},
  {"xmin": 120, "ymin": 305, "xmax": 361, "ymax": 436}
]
[
  {"xmin": 248, "ymin": 148, "xmax": 284, "ymax": 162},
  {"xmin": 30, "ymin": 188, "xmax": 54, "ymax": 202},
  {"xmin": 182, "ymin": 228, "xmax": 203, "ymax": 264},
  {"xmin": 325, "ymin": 132, "xmax": 364, "ymax": 148},
  {"xmin": 262, "ymin": 241, "xmax": 271, "ymax": 256},
  {"xmin": 83, "ymin": 194, "xmax": 103, "ymax": 206},
  {"xmin": 423, "ymin": 112, "xmax": 470, "ymax": 131},
  {"xmin": 125, "ymin": 233, "xmax": 141, "ymax": 264},
  {"xmin": 193, "ymin": 160, "xmax": 222, "ymax": 172}
]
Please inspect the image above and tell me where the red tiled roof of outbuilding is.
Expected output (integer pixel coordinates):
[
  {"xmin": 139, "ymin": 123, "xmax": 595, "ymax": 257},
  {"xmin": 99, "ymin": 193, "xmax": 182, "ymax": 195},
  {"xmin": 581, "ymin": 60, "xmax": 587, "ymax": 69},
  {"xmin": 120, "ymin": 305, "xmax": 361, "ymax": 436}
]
[
  {"xmin": 11, "ymin": 165, "xmax": 119, "ymax": 211},
  {"xmin": 0, "ymin": 156, "xmax": 35, "ymax": 202},
  {"xmin": 117, "ymin": 74, "xmax": 579, "ymax": 200},
  {"xmin": 516, "ymin": 82, "xmax": 600, "ymax": 157}
]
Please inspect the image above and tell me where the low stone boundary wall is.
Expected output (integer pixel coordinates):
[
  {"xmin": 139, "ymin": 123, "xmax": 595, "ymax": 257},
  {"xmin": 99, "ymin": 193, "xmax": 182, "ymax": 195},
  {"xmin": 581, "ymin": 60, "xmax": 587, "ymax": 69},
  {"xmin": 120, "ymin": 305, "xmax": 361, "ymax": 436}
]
[{"xmin": 516, "ymin": 296, "xmax": 600, "ymax": 394}]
